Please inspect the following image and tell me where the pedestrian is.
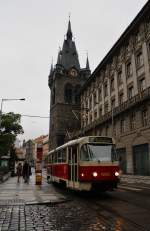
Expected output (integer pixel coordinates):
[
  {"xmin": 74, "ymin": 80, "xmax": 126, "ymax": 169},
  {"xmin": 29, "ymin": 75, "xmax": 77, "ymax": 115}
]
[
  {"xmin": 22, "ymin": 161, "xmax": 31, "ymax": 183},
  {"xmin": 16, "ymin": 162, "xmax": 22, "ymax": 183}
]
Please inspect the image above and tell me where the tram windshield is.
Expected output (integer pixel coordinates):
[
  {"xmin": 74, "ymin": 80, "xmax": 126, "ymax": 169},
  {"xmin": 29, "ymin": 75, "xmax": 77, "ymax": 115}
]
[{"xmin": 80, "ymin": 143, "xmax": 118, "ymax": 162}]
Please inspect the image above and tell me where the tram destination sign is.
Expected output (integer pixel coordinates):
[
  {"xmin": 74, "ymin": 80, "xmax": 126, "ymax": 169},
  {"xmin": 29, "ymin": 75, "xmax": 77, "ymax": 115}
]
[{"xmin": 89, "ymin": 137, "xmax": 113, "ymax": 143}]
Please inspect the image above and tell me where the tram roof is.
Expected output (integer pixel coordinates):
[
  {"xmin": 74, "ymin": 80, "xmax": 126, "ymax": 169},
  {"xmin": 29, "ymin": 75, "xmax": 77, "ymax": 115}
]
[{"xmin": 49, "ymin": 136, "xmax": 113, "ymax": 154}]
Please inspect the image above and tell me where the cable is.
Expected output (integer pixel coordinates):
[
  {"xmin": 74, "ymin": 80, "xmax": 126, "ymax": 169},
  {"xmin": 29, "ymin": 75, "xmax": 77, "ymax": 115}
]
[{"xmin": 21, "ymin": 114, "xmax": 49, "ymax": 118}]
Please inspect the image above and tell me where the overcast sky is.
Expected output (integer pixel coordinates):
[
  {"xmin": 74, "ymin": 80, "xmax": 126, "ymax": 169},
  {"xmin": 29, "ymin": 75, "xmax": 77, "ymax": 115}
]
[{"xmin": 0, "ymin": 0, "xmax": 147, "ymax": 143}]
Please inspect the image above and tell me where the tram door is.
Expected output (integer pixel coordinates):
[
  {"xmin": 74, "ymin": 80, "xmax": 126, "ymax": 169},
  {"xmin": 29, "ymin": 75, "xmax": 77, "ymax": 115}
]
[{"xmin": 68, "ymin": 145, "xmax": 78, "ymax": 188}]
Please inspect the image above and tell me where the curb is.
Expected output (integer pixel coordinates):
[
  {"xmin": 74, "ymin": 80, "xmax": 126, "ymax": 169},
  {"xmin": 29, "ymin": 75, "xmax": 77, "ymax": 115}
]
[{"xmin": 0, "ymin": 172, "xmax": 11, "ymax": 184}]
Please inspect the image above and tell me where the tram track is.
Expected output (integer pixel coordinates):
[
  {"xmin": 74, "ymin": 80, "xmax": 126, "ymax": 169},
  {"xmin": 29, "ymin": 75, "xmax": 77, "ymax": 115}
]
[
  {"xmin": 56, "ymin": 188, "xmax": 149, "ymax": 230},
  {"xmin": 48, "ymin": 181, "xmax": 150, "ymax": 230},
  {"xmin": 67, "ymin": 192, "xmax": 147, "ymax": 231},
  {"xmin": 93, "ymin": 199, "xmax": 147, "ymax": 231}
]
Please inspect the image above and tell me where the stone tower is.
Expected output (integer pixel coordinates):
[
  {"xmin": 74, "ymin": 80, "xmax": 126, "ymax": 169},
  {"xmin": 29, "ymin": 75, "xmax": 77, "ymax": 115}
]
[{"xmin": 48, "ymin": 20, "xmax": 91, "ymax": 150}]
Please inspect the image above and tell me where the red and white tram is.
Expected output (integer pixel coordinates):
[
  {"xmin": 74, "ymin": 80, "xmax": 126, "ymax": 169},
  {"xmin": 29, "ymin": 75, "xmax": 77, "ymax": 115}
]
[{"xmin": 46, "ymin": 136, "xmax": 120, "ymax": 191}]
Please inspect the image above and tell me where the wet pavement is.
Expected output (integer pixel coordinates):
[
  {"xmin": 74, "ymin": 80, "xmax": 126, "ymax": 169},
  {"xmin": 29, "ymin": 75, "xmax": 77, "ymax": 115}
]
[
  {"xmin": 0, "ymin": 169, "xmax": 66, "ymax": 204},
  {"xmin": 0, "ymin": 171, "xmax": 150, "ymax": 230}
]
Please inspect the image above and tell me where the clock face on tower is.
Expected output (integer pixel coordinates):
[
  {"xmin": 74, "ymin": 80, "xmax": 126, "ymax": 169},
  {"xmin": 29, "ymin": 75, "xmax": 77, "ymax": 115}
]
[{"xmin": 69, "ymin": 68, "xmax": 78, "ymax": 77}]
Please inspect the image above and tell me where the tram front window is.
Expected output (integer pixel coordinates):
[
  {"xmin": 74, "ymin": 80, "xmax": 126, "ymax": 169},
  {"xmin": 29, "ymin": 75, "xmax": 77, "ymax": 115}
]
[{"xmin": 80, "ymin": 144, "xmax": 118, "ymax": 162}]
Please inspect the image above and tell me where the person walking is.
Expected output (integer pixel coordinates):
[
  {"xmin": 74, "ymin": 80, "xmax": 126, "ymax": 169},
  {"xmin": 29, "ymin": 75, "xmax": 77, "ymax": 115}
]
[
  {"xmin": 16, "ymin": 162, "xmax": 22, "ymax": 183},
  {"xmin": 22, "ymin": 161, "xmax": 31, "ymax": 183}
]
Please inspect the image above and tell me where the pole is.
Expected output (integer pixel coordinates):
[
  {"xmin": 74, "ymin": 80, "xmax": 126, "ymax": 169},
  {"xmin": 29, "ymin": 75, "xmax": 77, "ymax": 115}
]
[
  {"xmin": 112, "ymin": 107, "xmax": 114, "ymax": 137},
  {"xmin": 0, "ymin": 99, "xmax": 4, "ymax": 130}
]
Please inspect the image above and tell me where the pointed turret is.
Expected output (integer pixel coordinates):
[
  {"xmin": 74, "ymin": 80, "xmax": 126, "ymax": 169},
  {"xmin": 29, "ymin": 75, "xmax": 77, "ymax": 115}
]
[
  {"xmin": 66, "ymin": 20, "xmax": 72, "ymax": 40},
  {"xmin": 86, "ymin": 55, "xmax": 90, "ymax": 70},
  {"xmin": 57, "ymin": 50, "xmax": 62, "ymax": 65},
  {"xmin": 57, "ymin": 20, "xmax": 80, "ymax": 70},
  {"xmin": 50, "ymin": 59, "xmax": 53, "ymax": 75}
]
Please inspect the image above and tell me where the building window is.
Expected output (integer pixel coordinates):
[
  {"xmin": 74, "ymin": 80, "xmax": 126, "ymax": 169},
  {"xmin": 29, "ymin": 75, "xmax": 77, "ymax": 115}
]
[
  {"xmin": 98, "ymin": 88, "xmax": 102, "ymax": 101},
  {"xmin": 99, "ymin": 107, "xmax": 102, "ymax": 117},
  {"xmin": 119, "ymin": 93, "xmax": 124, "ymax": 105},
  {"xmin": 93, "ymin": 92, "xmax": 97, "ymax": 106},
  {"xmin": 139, "ymin": 78, "xmax": 146, "ymax": 92},
  {"xmin": 126, "ymin": 42, "xmax": 130, "ymax": 54},
  {"xmin": 89, "ymin": 96, "xmax": 92, "ymax": 108},
  {"xmin": 120, "ymin": 118, "xmax": 125, "ymax": 133},
  {"xmin": 94, "ymin": 110, "xmax": 97, "ymax": 120},
  {"xmin": 135, "ymin": 32, "xmax": 141, "ymax": 44},
  {"xmin": 142, "ymin": 109, "xmax": 148, "ymax": 127},
  {"xmin": 104, "ymin": 82, "xmax": 108, "ymax": 97},
  {"xmin": 126, "ymin": 62, "xmax": 132, "ymax": 78},
  {"xmin": 90, "ymin": 114, "xmax": 92, "ymax": 123},
  {"xmin": 111, "ymin": 98, "xmax": 115, "ymax": 109},
  {"xmin": 113, "ymin": 122, "xmax": 116, "ymax": 137},
  {"xmin": 117, "ymin": 70, "xmax": 123, "ymax": 86},
  {"xmin": 104, "ymin": 103, "xmax": 108, "ymax": 114},
  {"xmin": 110, "ymin": 78, "xmax": 115, "ymax": 92},
  {"xmin": 136, "ymin": 51, "xmax": 144, "ymax": 68},
  {"xmin": 105, "ymin": 125, "xmax": 109, "ymax": 136},
  {"xmin": 130, "ymin": 112, "xmax": 136, "ymax": 130},
  {"xmin": 128, "ymin": 86, "xmax": 134, "ymax": 99}
]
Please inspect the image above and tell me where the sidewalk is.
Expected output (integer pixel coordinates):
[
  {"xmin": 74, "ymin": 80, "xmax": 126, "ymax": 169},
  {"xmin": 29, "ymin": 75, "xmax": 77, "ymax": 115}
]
[
  {"xmin": 120, "ymin": 174, "xmax": 150, "ymax": 186},
  {"xmin": 0, "ymin": 169, "xmax": 66, "ymax": 205}
]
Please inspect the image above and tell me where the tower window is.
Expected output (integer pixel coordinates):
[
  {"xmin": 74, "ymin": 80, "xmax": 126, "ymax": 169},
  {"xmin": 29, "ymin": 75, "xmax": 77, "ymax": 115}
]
[
  {"xmin": 74, "ymin": 85, "xmax": 81, "ymax": 104},
  {"xmin": 64, "ymin": 84, "xmax": 73, "ymax": 103}
]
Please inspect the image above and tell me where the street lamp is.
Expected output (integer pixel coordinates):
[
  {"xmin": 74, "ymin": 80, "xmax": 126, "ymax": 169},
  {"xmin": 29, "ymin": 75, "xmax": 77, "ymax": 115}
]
[{"xmin": 0, "ymin": 98, "xmax": 25, "ymax": 130}]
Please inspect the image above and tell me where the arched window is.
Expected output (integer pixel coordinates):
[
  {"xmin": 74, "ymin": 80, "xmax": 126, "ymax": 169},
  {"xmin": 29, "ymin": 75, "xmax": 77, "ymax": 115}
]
[
  {"xmin": 64, "ymin": 83, "xmax": 73, "ymax": 103},
  {"xmin": 74, "ymin": 85, "xmax": 81, "ymax": 104}
]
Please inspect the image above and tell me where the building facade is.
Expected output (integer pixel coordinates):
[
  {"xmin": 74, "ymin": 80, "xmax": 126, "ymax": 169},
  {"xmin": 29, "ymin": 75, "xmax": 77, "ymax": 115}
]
[
  {"xmin": 42, "ymin": 135, "xmax": 49, "ymax": 161},
  {"xmin": 48, "ymin": 20, "xmax": 90, "ymax": 149},
  {"xmin": 81, "ymin": 1, "xmax": 150, "ymax": 175}
]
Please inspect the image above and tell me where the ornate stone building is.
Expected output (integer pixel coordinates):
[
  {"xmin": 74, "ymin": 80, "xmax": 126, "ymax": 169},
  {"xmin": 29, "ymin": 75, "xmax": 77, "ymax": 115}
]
[
  {"xmin": 81, "ymin": 1, "xmax": 150, "ymax": 175},
  {"xmin": 48, "ymin": 20, "xmax": 90, "ymax": 149}
]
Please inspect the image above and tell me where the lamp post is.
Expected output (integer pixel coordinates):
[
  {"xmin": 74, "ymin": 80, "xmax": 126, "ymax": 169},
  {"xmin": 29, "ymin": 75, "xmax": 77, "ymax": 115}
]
[{"xmin": 0, "ymin": 98, "xmax": 25, "ymax": 130}]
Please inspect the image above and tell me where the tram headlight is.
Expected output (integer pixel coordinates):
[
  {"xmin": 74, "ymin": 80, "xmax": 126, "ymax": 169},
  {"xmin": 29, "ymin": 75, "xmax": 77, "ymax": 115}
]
[
  {"xmin": 115, "ymin": 171, "xmax": 119, "ymax": 177},
  {"xmin": 81, "ymin": 173, "xmax": 84, "ymax": 177},
  {"xmin": 93, "ymin": 172, "xmax": 98, "ymax": 177}
]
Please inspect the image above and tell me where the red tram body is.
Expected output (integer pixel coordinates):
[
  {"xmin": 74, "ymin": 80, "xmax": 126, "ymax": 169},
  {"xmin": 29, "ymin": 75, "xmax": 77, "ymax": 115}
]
[{"xmin": 46, "ymin": 136, "xmax": 120, "ymax": 191}]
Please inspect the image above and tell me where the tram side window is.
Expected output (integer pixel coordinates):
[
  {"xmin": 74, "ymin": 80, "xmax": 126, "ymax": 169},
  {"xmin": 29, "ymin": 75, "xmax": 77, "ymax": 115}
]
[
  {"xmin": 80, "ymin": 144, "xmax": 90, "ymax": 161},
  {"xmin": 49, "ymin": 155, "xmax": 51, "ymax": 164},
  {"xmin": 72, "ymin": 145, "xmax": 78, "ymax": 163},
  {"xmin": 54, "ymin": 152, "xmax": 57, "ymax": 163},
  {"xmin": 62, "ymin": 149, "xmax": 67, "ymax": 162},
  {"xmin": 52, "ymin": 154, "xmax": 54, "ymax": 163},
  {"xmin": 58, "ymin": 151, "xmax": 62, "ymax": 163}
]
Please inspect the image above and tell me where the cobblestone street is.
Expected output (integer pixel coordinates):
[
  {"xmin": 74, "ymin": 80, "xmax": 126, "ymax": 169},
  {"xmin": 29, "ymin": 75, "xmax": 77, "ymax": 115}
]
[
  {"xmin": 1, "ymin": 171, "xmax": 150, "ymax": 230},
  {"xmin": 0, "ymin": 200, "xmax": 128, "ymax": 231}
]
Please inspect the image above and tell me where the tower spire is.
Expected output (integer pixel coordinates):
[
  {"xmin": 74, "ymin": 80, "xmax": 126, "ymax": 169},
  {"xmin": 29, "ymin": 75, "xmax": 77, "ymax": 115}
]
[
  {"xmin": 66, "ymin": 18, "xmax": 72, "ymax": 40},
  {"xmin": 50, "ymin": 58, "xmax": 53, "ymax": 75},
  {"xmin": 57, "ymin": 47, "xmax": 62, "ymax": 65},
  {"xmin": 86, "ymin": 53, "xmax": 90, "ymax": 70}
]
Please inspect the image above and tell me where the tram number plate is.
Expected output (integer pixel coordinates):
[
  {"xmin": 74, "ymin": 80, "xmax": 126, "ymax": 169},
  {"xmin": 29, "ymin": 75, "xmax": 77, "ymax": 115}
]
[{"xmin": 101, "ymin": 172, "xmax": 110, "ymax": 176}]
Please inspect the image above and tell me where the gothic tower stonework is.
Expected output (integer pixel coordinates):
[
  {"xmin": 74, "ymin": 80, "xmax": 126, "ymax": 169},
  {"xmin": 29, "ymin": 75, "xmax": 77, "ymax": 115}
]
[{"xmin": 48, "ymin": 20, "xmax": 90, "ymax": 150}]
